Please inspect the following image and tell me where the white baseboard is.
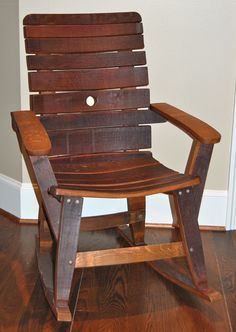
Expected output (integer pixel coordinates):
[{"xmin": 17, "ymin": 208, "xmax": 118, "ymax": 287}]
[
  {"xmin": 0, "ymin": 174, "xmax": 38, "ymax": 219},
  {"xmin": 0, "ymin": 173, "xmax": 228, "ymax": 228}
]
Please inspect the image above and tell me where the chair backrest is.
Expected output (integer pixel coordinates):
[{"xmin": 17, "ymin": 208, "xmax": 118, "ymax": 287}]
[{"xmin": 23, "ymin": 12, "xmax": 165, "ymax": 157}]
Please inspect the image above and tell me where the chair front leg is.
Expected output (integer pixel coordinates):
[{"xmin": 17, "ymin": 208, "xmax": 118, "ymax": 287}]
[
  {"xmin": 172, "ymin": 188, "xmax": 208, "ymax": 290},
  {"xmin": 54, "ymin": 196, "xmax": 83, "ymax": 321}
]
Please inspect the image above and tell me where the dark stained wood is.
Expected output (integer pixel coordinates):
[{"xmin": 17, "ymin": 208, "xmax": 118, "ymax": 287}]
[
  {"xmin": 213, "ymin": 230, "xmax": 236, "ymax": 331},
  {"xmin": 185, "ymin": 141, "xmax": 214, "ymax": 216},
  {"xmin": 23, "ymin": 12, "xmax": 142, "ymax": 25},
  {"xmin": 28, "ymin": 67, "xmax": 148, "ymax": 92},
  {"xmin": 40, "ymin": 110, "xmax": 165, "ymax": 131},
  {"xmin": 118, "ymin": 225, "xmax": 221, "ymax": 303},
  {"xmin": 30, "ymin": 156, "xmax": 60, "ymax": 239},
  {"xmin": 24, "ymin": 22, "xmax": 143, "ymax": 38},
  {"xmin": 55, "ymin": 196, "xmax": 83, "ymax": 321},
  {"xmin": 80, "ymin": 211, "xmax": 144, "ymax": 232},
  {"xmin": 25, "ymin": 35, "xmax": 144, "ymax": 54},
  {"xmin": 50, "ymin": 176, "xmax": 200, "ymax": 199},
  {"xmin": 10, "ymin": 11, "xmax": 222, "ymax": 323},
  {"xmin": 47, "ymin": 151, "xmax": 201, "ymax": 199},
  {"xmin": 48, "ymin": 126, "xmax": 151, "ymax": 156},
  {"xmin": 0, "ymin": 216, "xmax": 233, "ymax": 331},
  {"xmin": 31, "ymin": 89, "xmax": 150, "ymax": 114},
  {"xmin": 171, "ymin": 189, "xmax": 209, "ymax": 290},
  {"xmin": 128, "ymin": 196, "xmax": 145, "ymax": 245},
  {"xmin": 151, "ymin": 103, "xmax": 221, "ymax": 144},
  {"xmin": 27, "ymin": 51, "xmax": 146, "ymax": 70}
]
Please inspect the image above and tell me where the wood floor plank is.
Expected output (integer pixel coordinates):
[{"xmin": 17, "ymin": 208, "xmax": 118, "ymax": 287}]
[
  {"xmin": 0, "ymin": 215, "xmax": 233, "ymax": 331},
  {"xmin": 213, "ymin": 230, "xmax": 236, "ymax": 331}
]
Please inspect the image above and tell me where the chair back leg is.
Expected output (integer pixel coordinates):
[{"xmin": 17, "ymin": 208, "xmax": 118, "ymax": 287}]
[{"xmin": 128, "ymin": 197, "xmax": 145, "ymax": 245}]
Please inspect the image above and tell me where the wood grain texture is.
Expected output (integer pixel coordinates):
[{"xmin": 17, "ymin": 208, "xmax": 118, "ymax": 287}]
[
  {"xmin": 11, "ymin": 111, "xmax": 51, "ymax": 156},
  {"xmin": 26, "ymin": 35, "xmax": 144, "ymax": 54},
  {"xmin": 151, "ymin": 103, "xmax": 221, "ymax": 144},
  {"xmin": 128, "ymin": 196, "xmax": 146, "ymax": 245},
  {"xmin": 48, "ymin": 151, "xmax": 200, "ymax": 198},
  {"xmin": 40, "ymin": 110, "xmax": 165, "ymax": 131},
  {"xmin": 48, "ymin": 126, "xmax": 151, "ymax": 156},
  {"xmin": 75, "ymin": 242, "xmax": 185, "ymax": 268},
  {"xmin": 28, "ymin": 67, "xmax": 148, "ymax": 92},
  {"xmin": 55, "ymin": 196, "xmax": 83, "ymax": 321},
  {"xmin": 31, "ymin": 89, "xmax": 150, "ymax": 114},
  {"xmin": 80, "ymin": 211, "xmax": 144, "ymax": 232},
  {"xmin": 24, "ymin": 22, "xmax": 143, "ymax": 38},
  {"xmin": 30, "ymin": 156, "xmax": 60, "ymax": 239},
  {"xmin": 23, "ymin": 12, "xmax": 142, "ymax": 25},
  {"xmin": 27, "ymin": 51, "xmax": 146, "ymax": 70},
  {"xmin": 10, "ymin": 11, "xmax": 223, "ymax": 326},
  {"xmin": 0, "ymin": 216, "xmax": 232, "ymax": 331}
]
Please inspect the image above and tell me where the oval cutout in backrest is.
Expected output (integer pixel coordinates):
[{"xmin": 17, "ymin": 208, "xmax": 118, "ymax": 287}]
[{"xmin": 86, "ymin": 96, "xmax": 96, "ymax": 107}]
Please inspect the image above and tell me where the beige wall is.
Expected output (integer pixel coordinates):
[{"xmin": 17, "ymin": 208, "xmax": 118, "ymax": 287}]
[
  {"xmin": 0, "ymin": 0, "xmax": 22, "ymax": 181},
  {"xmin": 19, "ymin": 0, "xmax": 236, "ymax": 189}
]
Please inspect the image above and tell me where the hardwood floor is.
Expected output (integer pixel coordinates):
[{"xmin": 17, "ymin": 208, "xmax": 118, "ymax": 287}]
[{"xmin": 0, "ymin": 215, "xmax": 235, "ymax": 332}]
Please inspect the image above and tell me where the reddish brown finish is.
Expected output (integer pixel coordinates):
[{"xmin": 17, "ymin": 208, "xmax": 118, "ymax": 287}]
[
  {"xmin": 11, "ymin": 11, "xmax": 221, "ymax": 321},
  {"xmin": 29, "ymin": 67, "xmax": 148, "ymax": 92},
  {"xmin": 151, "ymin": 103, "xmax": 221, "ymax": 144},
  {"xmin": 48, "ymin": 126, "xmax": 151, "ymax": 156},
  {"xmin": 31, "ymin": 89, "xmax": 150, "ymax": 114},
  {"xmin": 40, "ymin": 110, "xmax": 165, "ymax": 131},
  {"xmin": 23, "ymin": 12, "xmax": 142, "ymax": 25},
  {"xmin": 11, "ymin": 111, "xmax": 51, "ymax": 156},
  {"xmin": 128, "ymin": 196, "xmax": 145, "ymax": 245},
  {"xmin": 55, "ymin": 196, "xmax": 83, "ymax": 321},
  {"xmin": 27, "ymin": 51, "xmax": 146, "ymax": 70},
  {"xmin": 0, "ymin": 217, "xmax": 232, "ymax": 331},
  {"xmin": 26, "ymin": 35, "xmax": 144, "ymax": 54},
  {"xmin": 24, "ymin": 22, "xmax": 143, "ymax": 38}
]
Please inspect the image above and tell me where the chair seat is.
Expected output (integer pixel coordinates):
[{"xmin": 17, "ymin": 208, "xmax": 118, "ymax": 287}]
[{"xmin": 49, "ymin": 151, "xmax": 200, "ymax": 198}]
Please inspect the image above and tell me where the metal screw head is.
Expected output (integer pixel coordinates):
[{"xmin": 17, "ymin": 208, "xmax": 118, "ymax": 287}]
[
  {"xmin": 75, "ymin": 199, "xmax": 80, "ymax": 204},
  {"xmin": 186, "ymin": 189, "xmax": 190, "ymax": 194},
  {"xmin": 67, "ymin": 198, "xmax": 71, "ymax": 203},
  {"xmin": 189, "ymin": 247, "xmax": 194, "ymax": 253},
  {"xmin": 178, "ymin": 191, "xmax": 182, "ymax": 196},
  {"xmin": 68, "ymin": 260, "xmax": 73, "ymax": 265}
]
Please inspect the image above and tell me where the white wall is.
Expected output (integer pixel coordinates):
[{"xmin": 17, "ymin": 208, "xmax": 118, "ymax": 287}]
[{"xmin": 0, "ymin": 0, "xmax": 22, "ymax": 181}]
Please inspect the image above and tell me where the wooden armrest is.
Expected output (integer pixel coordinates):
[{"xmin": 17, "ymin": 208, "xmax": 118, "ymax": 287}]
[
  {"xmin": 11, "ymin": 111, "xmax": 51, "ymax": 156},
  {"xmin": 150, "ymin": 103, "xmax": 221, "ymax": 144}
]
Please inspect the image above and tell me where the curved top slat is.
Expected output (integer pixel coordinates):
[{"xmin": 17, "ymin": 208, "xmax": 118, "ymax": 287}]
[{"xmin": 23, "ymin": 12, "xmax": 141, "ymax": 25}]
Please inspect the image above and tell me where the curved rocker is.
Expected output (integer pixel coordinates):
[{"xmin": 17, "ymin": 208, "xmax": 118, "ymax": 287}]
[{"xmin": 12, "ymin": 12, "xmax": 221, "ymax": 321}]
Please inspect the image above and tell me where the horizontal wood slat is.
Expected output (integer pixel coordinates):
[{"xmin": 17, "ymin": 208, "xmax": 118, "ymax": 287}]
[
  {"xmin": 31, "ymin": 89, "xmax": 149, "ymax": 114},
  {"xmin": 75, "ymin": 242, "xmax": 185, "ymax": 268},
  {"xmin": 50, "ymin": 151, "xmax": 155, "ymax": 173},
  {"xmin": 27, "ymin": 51, "xmax": 146, "ymax": 70},
  {"xmin": 54, "ymin": 165, "xmax": 180, "ymax": 187},
  {"xmin": 80, "ymin": 211, "xmax": 144, "ymax": 231},
  {"xmin": 48, "ymin": 126, "xmax": 151, "ymax": 156},
  {"xmin": 40, "ymin": 110, "xmax": 165, "ymax": 131},
  {"xmin": 23, "ymin": 12, "xmax": 142, "ymax": 25},
  {"xmin": 51, "ymin": 177, "xmax": 200, "ymax": 198},
  {"xmin": 24, "ymin": 23, "xmax": 143, "ymax": 38},
  {"xmin": 25, "ymin": 35, "xmax": 144, "ymax": 54},
  {"xmin": 29, "ymin": 67, "xmax": 148, "ymax": 92},
  {"xmin": 49, "ymin": 151, "xmax": 200, "ymax": 198}
]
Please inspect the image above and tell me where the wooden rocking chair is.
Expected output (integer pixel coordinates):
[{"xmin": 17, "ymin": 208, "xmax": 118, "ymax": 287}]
[{"xmin": 12, "ymin": 12, "xmax": 221, "ymax": 321}]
